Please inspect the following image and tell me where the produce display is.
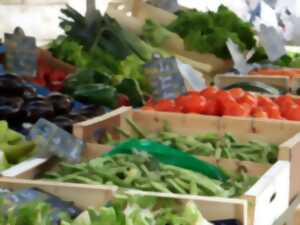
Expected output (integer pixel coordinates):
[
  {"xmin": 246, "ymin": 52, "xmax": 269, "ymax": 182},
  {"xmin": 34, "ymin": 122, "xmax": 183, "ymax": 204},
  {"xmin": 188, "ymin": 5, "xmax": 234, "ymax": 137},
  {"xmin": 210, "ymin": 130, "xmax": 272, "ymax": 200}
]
[
  {"xmin": 49, "ymin": 6, "xmax": 171, "ymax": 107},
  {"xmin": 1, "ymin": 1, "xmax": 299, "ymax": 224},
  {"xmin": 109, "ymin": 119, "xmax": 278, "ymax": 164},
  {"xmin": 0, "ymin": 192, "xmax": 214, "ymax": 225},
  {"xmin": 142, "ymin": 5, "xmax": 262, "ymax": 61},
  {"xmin": 143, "ymin": 86, "xmax": 300, "ymax": 121},
  {"xmin": 0, "ymin": 121, "xmax": 36, "ymax": 171},
  {"xmin": 43, "ymin": 153, "xmax": 257, "ymax": 197}
]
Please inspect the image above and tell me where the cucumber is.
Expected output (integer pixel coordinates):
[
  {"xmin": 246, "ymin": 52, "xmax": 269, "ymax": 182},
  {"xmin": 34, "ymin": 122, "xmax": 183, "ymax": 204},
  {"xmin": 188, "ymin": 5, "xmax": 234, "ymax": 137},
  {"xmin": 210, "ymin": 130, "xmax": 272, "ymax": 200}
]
[{"xmin": 223, "ymin": 81, "xmax": 284, "ymax": 95}]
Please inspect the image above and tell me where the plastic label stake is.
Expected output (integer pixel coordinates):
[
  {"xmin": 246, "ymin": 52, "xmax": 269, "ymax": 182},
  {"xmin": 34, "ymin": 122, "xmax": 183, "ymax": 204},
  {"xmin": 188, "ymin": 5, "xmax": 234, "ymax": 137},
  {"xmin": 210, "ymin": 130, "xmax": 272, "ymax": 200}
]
[{"xmin": 4, "ymin": 27, "xmax": 37, "ymax": 78}]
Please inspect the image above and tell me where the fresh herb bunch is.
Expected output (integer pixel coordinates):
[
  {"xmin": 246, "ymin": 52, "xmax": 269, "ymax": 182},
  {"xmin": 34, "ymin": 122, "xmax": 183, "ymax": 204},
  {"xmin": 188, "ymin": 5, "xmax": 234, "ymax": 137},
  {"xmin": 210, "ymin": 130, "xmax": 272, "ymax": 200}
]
[{"xmin": 167, "ymin": 5, "xmax": 257, "ymax": 59}]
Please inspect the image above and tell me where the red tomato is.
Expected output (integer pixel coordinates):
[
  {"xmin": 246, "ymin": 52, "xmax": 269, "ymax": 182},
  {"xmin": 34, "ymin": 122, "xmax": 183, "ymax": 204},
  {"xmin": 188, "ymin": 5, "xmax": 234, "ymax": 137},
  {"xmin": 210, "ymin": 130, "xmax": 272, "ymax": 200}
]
[
  {"xmin": 285, "ymin": 105, "xmax": 300, "ymax": 121},
  {"xmin": 238, "ymin": 93, "xmax": 258, "ymax": 109},
  {"xmin": 275, "ymin": 95, "xmax": 295, "ymax": 108},
  {"xmin": 182, "ymin": 95, "xmax": 207, "ymax": 113},
  {"xmin": 228, "ymin": 88, "xmax": 245, "ymax": 99},
  {"xmin": 223, "ymin": 102, "xmax": 250, "ymax": 117},
  {"xmin": 257, "ymin": 96, "xmax": 275, "ymax": 107},
  {"xmin": 263, "ymin": 105, "xmax": 282, "ymax": 119},
  {"xmin": 240, "ymin": 103, "xmax": 252, "ymax": 115},
  {"xmin": 175, "ymin": 95, "xmax": 190, "ymax": 107},
  {"xmin": 199, "ymin": 86, "xmax": 219, "ymax": 99},
  {"xmin": 217, "ymin": 90, "xmax": 236, "ymax": 104},
  {"xmin": 154, "ymin": 99, "xmax": 175, "ymax": 112},
  {"xmin": 252, "ymin": 107, "xmax": 268, "ymax": 118},
  {"xmin": 294, "ymin": 98, "xmax": 300, "ymax": 105},
  {"xmin": 216, "ymin": 91, "xmax": 236, "ymax": 113},
  {"xmin": 203, "ymin": 99, "xmax": 221, "ymax": 116}
]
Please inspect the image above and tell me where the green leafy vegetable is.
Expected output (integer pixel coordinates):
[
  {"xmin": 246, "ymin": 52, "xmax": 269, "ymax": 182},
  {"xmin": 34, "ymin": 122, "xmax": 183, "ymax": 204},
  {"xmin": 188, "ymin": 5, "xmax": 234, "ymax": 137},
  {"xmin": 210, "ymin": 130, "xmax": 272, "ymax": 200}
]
[
  {"xmin": 119, "ymin": 54, "xmax": 151, "ymax": 93},
  {"xmin": 166, "ymin": 5, "xmax": 257, "ymax": 59},
  {"xmin": 142, "ymin": 19, "xmax": 173, "ymax": 47}
]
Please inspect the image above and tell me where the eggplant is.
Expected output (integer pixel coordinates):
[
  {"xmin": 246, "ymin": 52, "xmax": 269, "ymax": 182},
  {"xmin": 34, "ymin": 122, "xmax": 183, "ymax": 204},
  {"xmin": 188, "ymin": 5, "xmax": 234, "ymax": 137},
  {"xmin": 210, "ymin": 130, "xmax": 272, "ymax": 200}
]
[
  {"xmin": 51, "ymin": 116, "xmax": 74, "ymax": 133},
  {"xmin": 47, "ymin": 92, "xmax": 73, "ymax": 115},
  {"xmin": 23, "ymin": 95, "xmax": 47, "ymax": 103},
  {"xmin": 76, "ymin": 105, "xmax": 105, "ymax": 117},
  {"xmin": 0, "ymin": 74, "xmax": 27, "ymax": 96},
  {"xmin": 22, "ymin": 100, "xmax": 55, "ymax": 122},
  {"xmin": 0, "ymin": 97, "xmax": 23, "ymax": 120}
]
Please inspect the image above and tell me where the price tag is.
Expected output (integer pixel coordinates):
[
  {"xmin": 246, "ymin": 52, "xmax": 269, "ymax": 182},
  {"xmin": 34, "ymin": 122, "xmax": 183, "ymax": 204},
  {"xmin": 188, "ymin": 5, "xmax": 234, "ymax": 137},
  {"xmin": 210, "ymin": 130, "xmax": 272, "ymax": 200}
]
[
  {"xmin": 258, "ymin": 24, "xmax": 286, "ymax": 62},
  {"xmin": 176, "ymin": 59, "xmax": 206, "ymax": 90},
  {"xmin": 147, "ymin": 0, "xmax": 179, "ymax": 12},
  {"xmin": 28, "ymin": 119, "xmax": 85, "ymax": 162},
  {"xmin": 4, "ymin": 27, "xmax": 37, "ymax": 77},
  {"xmin": 144, "ymin": 54, "xmax": 187, "ymax": 100},
  {"xmin": 226, "ymin": 39, "xmax": 254, "ymax": 74}
]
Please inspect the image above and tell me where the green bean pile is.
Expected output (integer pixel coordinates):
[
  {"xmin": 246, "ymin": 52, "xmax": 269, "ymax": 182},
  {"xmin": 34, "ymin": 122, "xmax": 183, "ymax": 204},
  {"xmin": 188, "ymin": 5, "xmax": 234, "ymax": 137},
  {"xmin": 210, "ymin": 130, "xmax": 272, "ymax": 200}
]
[
  {"xmin": 43, "ymin": 153, "xmax": 257, "ymax": 197},
  {"xmin": 111, "ymin": 119, "xmax": 278, "ymax": 164}
]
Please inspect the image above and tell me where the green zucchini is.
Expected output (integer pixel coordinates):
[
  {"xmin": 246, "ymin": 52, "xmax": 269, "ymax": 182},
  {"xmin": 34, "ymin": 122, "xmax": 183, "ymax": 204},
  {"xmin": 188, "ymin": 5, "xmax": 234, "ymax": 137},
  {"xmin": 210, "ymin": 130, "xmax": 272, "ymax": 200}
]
[{"xmin": 223, "ymin": 81, "xmax": 284, "ymax": 95}]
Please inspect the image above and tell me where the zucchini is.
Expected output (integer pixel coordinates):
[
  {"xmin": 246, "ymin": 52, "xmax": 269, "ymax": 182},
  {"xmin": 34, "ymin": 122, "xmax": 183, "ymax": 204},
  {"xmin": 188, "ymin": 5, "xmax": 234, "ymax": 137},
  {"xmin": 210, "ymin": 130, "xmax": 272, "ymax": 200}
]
[{"xmin": 223, "ymin": 81, "xmax": 284, "ymax": 95}]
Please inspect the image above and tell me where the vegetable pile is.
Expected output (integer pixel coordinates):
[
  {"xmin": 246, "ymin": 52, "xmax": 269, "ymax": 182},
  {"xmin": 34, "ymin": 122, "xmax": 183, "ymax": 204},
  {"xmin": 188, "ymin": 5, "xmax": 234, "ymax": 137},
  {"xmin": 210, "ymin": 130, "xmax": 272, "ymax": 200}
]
[
  {"xmin": 0, "ymin": 74, "xmax": 104, "ymax": 132},
  {"xmin": 0, "ymin": 121, "xmax": 36, "ymax": 171},
  {"xmin": 143, "ymin": 5, "xmax": 259, "ymax": 60},
  {"xmin": 143, "ymin": 86, "xmax": 300, "ymax": 121},
  {"xmin": 43, "ymin": 153, "xmax": 257, "ymax": 198},
  {"xmin": 62, "ymin": 195, "xmax": 213, "ymax": 225},
  {"xmin": 0, "ymin": 193, "xmax": 213, "ymax": 225},
  {"xmin": 49, "ymin": 5, "xmax": 169, "ymax": 107},
  {"xmin": 111, "ymin": 119, "xmax": 278, "ymax": 164}
]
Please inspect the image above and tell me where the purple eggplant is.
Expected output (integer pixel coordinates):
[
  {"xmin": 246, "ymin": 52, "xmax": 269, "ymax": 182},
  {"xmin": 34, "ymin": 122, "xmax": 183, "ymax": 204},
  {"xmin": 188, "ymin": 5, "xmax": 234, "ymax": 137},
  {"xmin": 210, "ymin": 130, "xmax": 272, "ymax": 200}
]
[
  {"xmin": 47, "ymin": 92, "xmax": 73, "ymax": 115},
  {"xmin": 0, "ymin": 74, "xmax": 27, "ymax": 96},
  {"xmin": 22, "ymin": 100, "xmax": 55, "ymax": 122},
  {"xmin": 0, "ymin": 97, "xmax": 23, "ymax": 120}
]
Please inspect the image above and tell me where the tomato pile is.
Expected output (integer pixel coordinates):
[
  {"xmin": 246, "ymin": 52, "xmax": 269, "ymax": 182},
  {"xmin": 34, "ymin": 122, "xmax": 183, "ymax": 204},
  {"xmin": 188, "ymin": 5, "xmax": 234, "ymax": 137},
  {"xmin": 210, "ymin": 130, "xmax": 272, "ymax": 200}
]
[{"xmin": 142, "ymin": 86, "xmax": 300, "ymax": 121}]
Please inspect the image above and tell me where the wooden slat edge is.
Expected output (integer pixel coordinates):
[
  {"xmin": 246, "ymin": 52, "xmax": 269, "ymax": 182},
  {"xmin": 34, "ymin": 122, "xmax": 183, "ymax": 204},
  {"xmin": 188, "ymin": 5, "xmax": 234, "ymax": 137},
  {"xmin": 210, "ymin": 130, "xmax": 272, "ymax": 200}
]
[
  {"xmin": 245, "ymin": 161, "xmax": 290, "ymax": 225},
  {"xmin": 74, "ymin": 107, "xmax": 132, "ymax": 127}
]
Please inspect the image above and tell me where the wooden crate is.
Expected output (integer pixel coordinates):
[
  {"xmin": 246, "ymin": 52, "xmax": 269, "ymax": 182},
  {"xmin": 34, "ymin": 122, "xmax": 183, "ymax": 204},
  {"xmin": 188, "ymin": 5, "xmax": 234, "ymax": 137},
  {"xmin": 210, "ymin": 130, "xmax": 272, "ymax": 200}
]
[
  {"xmin": 106, "ymin": 0, "xmax": 231, "ymax": 76},
  {"xmin": 0, "ymin": 158, "xmax": 48, "ymax": 178},
  {"xmin": 215, "ymin": 74, "xmax": 290, "ymax": 94},
  {"xmin": 292, "ymin": 77, "xmax": 300, "ymax": 95},
  {"xmin": 73, "ymin": 107, "xmax": 300, "ymax": 202},
  {"xmin": 0, "ymin": 159, "xmax": 290, "ymax": 225},
  {"xmin": 0, "ymin": 177, "xmax": 250, "ymax": 224}
]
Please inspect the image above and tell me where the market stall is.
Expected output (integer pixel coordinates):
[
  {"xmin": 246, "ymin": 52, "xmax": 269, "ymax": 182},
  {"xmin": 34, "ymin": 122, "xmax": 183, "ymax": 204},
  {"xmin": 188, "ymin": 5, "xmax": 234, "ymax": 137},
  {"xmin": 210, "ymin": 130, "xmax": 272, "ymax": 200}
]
[{"xmin": 1, "ymin": 0, "xmax": 300, "ymax": 224}]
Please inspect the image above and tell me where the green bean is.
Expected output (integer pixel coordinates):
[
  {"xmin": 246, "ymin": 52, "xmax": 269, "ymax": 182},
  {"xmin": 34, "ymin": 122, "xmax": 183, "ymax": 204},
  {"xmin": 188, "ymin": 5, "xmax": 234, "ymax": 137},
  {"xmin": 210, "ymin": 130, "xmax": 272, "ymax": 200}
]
[
  {"xmin": 126, "ymin": 118, "xmax": 146, "ymax": 138},
  {"xmin": 166, "ymin": 178, "xmax": 186, "ymax": 194},
  {"xmin": 114, "ymin": 127, "xmax": 131, "ymax": 138}
]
